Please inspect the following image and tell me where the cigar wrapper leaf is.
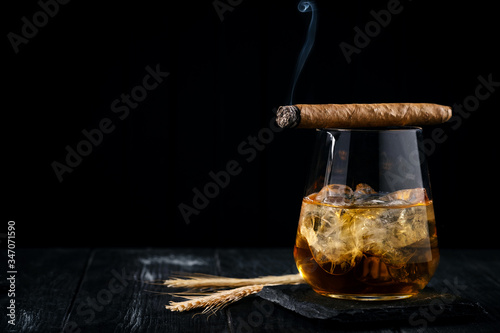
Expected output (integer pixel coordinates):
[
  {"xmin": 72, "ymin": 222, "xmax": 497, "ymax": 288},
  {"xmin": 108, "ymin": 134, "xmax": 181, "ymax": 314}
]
[{"xmin": 276, "ymin": 103, "xmax": 452, "ymax": 129}]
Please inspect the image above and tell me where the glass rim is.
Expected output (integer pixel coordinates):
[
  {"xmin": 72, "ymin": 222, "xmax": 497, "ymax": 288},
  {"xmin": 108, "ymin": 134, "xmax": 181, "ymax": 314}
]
[{"xmin": 316, "ymin": 126, "xmax": 422, "ymax": 132}]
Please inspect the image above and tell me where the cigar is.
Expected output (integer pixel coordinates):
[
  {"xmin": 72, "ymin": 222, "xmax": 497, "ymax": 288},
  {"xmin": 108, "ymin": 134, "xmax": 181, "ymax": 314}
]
[{"xmin": 276, "ymin": 103, "xmax": 452, "ymax": 129}]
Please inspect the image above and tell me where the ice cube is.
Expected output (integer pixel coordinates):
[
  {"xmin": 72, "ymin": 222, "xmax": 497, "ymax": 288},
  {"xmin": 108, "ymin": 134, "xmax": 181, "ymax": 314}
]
[
  {"xmin": 354, "ymin": 183, "xmax": 377, "ymax": 197},
  {"xmin": 353, "ymin": 184, "xmax": 387, "ymax": 206},
  {"xmin": 379, "ymin": 188, "xmax": 427, "ymax": 205},
  {"xmin": 351, "ymin": 203, "xmax": 429, "ymax": 267},
  {"xmin": 316, "ymin": 184, "xmax": 353, "ymax": 206},
  {"xmin": 299, "ymin": 199, "xmax": 362, "ymax": 274}
]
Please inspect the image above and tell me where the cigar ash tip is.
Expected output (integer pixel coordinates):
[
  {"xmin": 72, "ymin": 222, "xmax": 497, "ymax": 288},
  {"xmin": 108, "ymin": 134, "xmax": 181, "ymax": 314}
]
[{"xmin": 276, "ymin": 105, "xmax": 300, "ymax": 128}]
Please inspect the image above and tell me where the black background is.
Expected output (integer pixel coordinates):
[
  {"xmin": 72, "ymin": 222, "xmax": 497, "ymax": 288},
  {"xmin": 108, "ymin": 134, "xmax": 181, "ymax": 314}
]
[{"xmin": 5, "ymin": 0, "xmax": 499, "ymax": 248}]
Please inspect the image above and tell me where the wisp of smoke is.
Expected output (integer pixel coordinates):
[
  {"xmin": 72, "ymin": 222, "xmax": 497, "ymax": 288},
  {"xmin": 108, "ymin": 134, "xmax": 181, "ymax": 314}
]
[{"xmin": 289, "ymin": 1, "xmax": 318, "ymax": 104}]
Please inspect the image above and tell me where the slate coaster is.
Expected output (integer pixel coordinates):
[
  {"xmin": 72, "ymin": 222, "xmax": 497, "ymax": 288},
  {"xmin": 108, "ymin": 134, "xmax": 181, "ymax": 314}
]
[{"xmin": 257, "ymin": 284, "xmax": 487, "ymax": 324}]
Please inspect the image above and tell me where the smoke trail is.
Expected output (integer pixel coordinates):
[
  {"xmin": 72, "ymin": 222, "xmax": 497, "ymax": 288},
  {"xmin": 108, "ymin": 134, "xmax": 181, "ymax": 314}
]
[{"xmin": 289, "ymin": 1, "xmax": 318, "ymax": 104}]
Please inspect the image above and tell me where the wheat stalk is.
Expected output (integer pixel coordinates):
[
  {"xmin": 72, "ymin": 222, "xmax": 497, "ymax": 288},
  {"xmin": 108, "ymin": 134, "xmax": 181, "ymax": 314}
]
[
  {"xmin": 165, "ymin": 284, "xmax": 264, "ymax": 314},
  {"xmin": 162, "ymin": 273, "xmax": 304, "ymax": 289},
  {"xmin": 162, "ymin": 273, "xmax": 304, "ymax": 314}
]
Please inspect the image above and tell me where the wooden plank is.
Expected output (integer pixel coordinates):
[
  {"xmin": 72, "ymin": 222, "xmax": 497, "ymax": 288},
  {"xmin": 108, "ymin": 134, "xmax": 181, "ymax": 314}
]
[
  {"xmin": 430, "ymin": 249, "xmax": 500, "ymax": 318},
  {"xmin": 62, "ymin": 248, "xmax": 230, "ymax": 333},
  {"xmin": 216, "ymin": 247, "xmax": 298, "ymax": 278},
  {"xmin": 0, "ymin": 248, "xmax": 91, "ymax": 332},
  {"xmin": 401, "ymin": 249, "xmax": 500, "ymax": 333}
]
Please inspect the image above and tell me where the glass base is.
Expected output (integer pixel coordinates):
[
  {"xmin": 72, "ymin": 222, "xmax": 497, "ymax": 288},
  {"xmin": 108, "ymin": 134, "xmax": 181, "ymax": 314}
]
[{"xmin": 320, "ymin": 293, "xmax": 415, "ymax": 301}]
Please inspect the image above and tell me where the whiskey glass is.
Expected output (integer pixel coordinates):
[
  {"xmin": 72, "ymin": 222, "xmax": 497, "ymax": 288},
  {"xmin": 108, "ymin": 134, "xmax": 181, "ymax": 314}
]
[{"xmin": 294, "ymin": 127, "xmax": 439, "ymax": 301}]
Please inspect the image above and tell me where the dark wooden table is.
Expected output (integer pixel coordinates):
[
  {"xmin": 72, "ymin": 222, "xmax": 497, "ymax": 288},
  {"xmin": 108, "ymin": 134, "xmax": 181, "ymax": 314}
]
[{"xmin": 1, "ymin": 248, "xmax": 499, "ymax": 332}]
